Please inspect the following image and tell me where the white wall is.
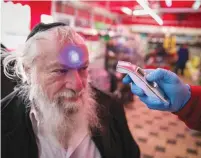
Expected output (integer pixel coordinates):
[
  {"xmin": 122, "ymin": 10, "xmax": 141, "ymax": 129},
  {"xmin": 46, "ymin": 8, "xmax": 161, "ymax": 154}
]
[{"xmin": 1, "ymin": 2, "xmax": 31, "ymax": 49}]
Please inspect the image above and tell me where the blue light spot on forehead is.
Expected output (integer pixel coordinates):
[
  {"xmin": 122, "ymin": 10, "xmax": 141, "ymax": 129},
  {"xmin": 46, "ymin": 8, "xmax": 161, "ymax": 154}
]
[
  {"xmin": 70, "ymin": 50, "xmax": 80, "ymax": 63},
  {"xmin": 59, "ymin": 44, "xmax": 84, "ymax": 68}
]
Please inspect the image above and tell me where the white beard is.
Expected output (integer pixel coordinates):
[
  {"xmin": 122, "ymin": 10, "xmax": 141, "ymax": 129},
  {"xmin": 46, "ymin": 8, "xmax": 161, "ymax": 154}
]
[{"xmin": 27, "ymin": 82, "xmax": 100, "ymax": 149}]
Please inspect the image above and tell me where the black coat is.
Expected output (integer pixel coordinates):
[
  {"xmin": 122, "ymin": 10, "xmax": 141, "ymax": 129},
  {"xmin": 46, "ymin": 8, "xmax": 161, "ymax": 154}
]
[
  {"xmin": 1, "ymin": 46, "xmax": 17, "ymax": 99},
  {"xmin": 1, "ymin": 87, "xmax": 140, "ymax": 158}
]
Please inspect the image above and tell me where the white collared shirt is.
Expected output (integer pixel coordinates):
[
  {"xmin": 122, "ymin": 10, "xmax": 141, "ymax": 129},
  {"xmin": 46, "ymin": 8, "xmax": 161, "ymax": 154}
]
[{"xmin": 29, "ymin": 108, "xmax": 101, "ymax": 158}]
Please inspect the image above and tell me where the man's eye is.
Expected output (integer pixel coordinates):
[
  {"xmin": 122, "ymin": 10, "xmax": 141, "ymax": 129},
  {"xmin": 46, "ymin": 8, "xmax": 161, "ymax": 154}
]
[
  {"xmin": 80, "ymin": 66, "xmax": 88, "ymax": 71},
  {"xmin": 53, "ymin": 69, "xmax": 68, "ymax": 74},
  {"xmin": 60, "ymin": 69, "xmax": 69, "ymax": 73}
]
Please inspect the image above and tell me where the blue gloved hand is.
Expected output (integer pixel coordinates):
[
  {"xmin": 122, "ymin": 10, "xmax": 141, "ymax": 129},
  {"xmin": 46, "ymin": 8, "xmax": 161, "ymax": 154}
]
[{"xmin": 123, "ymin": 68, "xmax": 191, "ymax": 112}]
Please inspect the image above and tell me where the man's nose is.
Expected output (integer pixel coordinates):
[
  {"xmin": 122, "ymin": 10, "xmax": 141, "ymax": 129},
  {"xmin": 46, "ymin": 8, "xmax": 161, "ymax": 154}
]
[{"xmin": 66, "ymin": 70, "xmax": 84, "ymax": 93}]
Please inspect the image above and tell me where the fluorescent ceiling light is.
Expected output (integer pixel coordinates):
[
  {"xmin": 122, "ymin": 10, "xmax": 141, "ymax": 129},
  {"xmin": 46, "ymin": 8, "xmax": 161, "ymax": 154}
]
[
  {"xmin": 192, "ymin": 0, "xmax": 201, "ymax": 10},
  {"xmin": 136, "ymin": 0, "xmax": 163, "ymax": 25},
  {"xmin": 121, "ymin": 7, "xmax": 132, "ymax": 15},
  {"xmin": 133, "ymin": 10, "xmax": 148, "ymax": 16},
  {"xmin": 165, "ymin": 0, "xmax": 172, "ymax": 7},
  {"xmin": 133, "ymin": 9, "xmax": 159, "ymax": 16}
]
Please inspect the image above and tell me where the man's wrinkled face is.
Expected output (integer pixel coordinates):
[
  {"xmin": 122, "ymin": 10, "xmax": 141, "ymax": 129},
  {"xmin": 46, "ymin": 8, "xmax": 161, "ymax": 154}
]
[{"xmin": 35, "ymin": 43, "xmax": 89, "ymax": 108}]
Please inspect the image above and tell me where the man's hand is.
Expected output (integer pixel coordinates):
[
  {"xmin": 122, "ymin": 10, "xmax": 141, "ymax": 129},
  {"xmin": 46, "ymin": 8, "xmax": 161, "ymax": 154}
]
[{"xmin": 123, "ymin": 68, "xmax": 191, "ymax": 112}]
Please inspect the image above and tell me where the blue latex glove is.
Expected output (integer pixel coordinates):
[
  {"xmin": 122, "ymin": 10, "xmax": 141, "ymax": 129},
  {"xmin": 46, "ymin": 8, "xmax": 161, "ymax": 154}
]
[{"xmin": 123, "ymin": 68, "xmax": 191, "ymax": 112}]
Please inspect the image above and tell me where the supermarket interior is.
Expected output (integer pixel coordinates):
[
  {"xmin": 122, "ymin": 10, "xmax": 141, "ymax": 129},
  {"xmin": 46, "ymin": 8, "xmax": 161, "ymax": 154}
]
[{"xmin": 1, "ymin": 1, "xmax": 201, "ymax": 158}]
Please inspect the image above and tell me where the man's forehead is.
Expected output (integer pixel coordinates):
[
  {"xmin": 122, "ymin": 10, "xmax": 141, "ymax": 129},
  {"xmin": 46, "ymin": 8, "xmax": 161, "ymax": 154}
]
[
  {"xmin": 38, "ymin": 43, "xmax": 89, "ymax": 68},
  {"xmin": 51, "ymin": 43, "xmax": 89, "ymax": 68},
  {"xmin": 47, "ymin": 60, "xmax": 89, "ymax": 70}
]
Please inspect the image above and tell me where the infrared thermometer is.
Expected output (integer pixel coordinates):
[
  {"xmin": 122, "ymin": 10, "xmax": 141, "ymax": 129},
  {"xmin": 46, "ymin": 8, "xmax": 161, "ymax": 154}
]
[{"xmin": 116, "ymin": 61, "xmax": 169, "ymax": 106}]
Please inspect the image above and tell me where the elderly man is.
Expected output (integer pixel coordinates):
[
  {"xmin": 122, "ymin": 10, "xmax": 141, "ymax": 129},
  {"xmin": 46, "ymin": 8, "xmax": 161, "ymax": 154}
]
[{"xmin": 1, "ymin": 23, "xmax": 140, "ymax": 158}]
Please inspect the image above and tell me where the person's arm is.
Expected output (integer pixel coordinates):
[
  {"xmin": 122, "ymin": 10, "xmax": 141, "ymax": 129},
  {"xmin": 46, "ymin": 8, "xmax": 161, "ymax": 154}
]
[
  {"xmin": 174, "ymin": 86, "xmax": 201, "ymax": 131},
  {"xmin": 123, "ymin": 68, "xmax": 201, "ymax": 132}
]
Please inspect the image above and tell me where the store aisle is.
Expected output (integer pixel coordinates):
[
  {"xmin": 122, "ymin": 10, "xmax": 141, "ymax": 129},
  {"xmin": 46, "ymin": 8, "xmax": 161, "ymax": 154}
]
[{"xmin": 125, "ymin": 98, "xmax": 201, "ymax": 158}]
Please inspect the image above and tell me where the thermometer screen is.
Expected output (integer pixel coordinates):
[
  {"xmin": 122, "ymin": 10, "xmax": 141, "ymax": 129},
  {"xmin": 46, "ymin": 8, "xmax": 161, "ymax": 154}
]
[
  {"xmin": 137, "ymin": 68, "xmax": 156, "ymax": 88},
  {"xmin": 137, "ymin": 68, "xmax": 145, "ymax": 77}
]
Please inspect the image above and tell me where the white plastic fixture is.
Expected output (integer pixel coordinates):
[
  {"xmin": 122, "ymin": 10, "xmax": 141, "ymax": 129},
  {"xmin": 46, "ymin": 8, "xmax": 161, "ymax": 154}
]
[
  {"xmin": 41, "ymin": 14, "xmax": 54, "ymax": 24},
  {"xmin": 165, "ymin": 0, "xmax": 172, "ymax": 7},
  {"xmin": 192, "ymin": 0, "xmax": 201, "ymax": 10},
  {"xmin": 121, "ymin": 7, "xmax": 132, "ymax": 15},
  {"xmin": 136, "ymin": 0, "xmax": 163, "ymax": 25},
  {"xmin": 133, "ymin": 10, "xmax": 148, "ymax": 16}
]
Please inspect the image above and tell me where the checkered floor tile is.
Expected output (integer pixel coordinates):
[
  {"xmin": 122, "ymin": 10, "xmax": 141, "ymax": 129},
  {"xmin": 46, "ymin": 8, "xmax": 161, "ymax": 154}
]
[{"xmin": 125, "ymin": 98, "xmax": 201, "ymax": 158}]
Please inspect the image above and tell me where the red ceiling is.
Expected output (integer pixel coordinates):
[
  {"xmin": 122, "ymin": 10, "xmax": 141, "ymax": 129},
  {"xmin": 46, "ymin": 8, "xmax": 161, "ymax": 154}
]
[
  {"xmin": 4, "ymin": 0, "xmax": 201, "ymax": 28},
  {"xmin": 160, "ymin": 1, "xmax": 196, "ymax": 8},
  {"xmin": 85, "ymin": 0, "xmax": 201, "ymax": 28},
  {"xmin": 87, "ymin": 1, "xmax": 200, "ymax": 13}
]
